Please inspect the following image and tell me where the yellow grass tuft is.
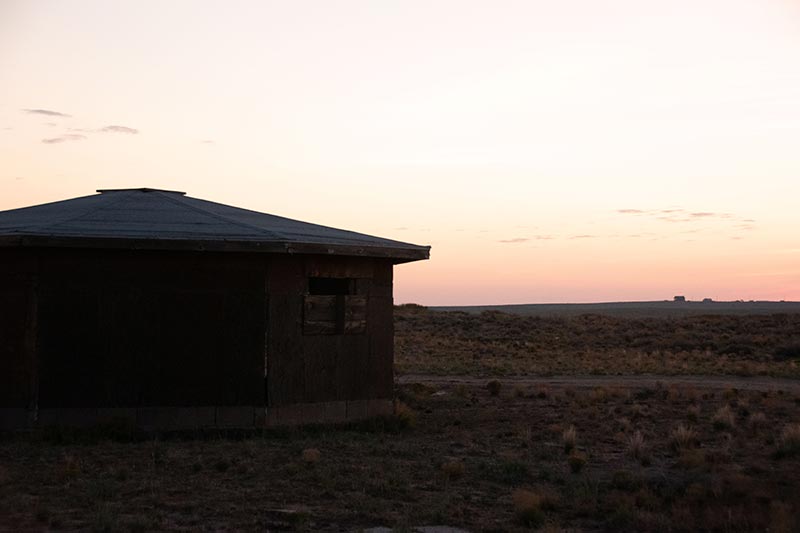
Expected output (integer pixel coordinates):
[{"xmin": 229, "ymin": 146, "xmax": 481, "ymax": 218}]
[
  {"xmin": 440, "ymin": 460, "xmax": 465, "ymax": 479},
  {"xmin": 562, "ymin": 425, "xmax": 577, "ymax": 454},
  {"xmin": 301, "ymin": 448, "xmax": 320, "ymax": 464},
  {"xmin": 712, "ymin": 405, "xmax": 736, "ymax": 430},
  {"xmin": 512, "ymin": 488, "xmax": 545, "ymax": 527},
  {"xmin": 626, "ymin": 430, "xmax": 647, "ymax": 463},
  {"xmin": 670, "ymin": 424, "xmax": 698, "ymax": 451}
]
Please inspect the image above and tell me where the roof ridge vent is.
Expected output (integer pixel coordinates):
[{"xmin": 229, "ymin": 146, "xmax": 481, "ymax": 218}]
[{"xmin": 96, "ymin": 188, "xmax": 186, "ymax": 195}]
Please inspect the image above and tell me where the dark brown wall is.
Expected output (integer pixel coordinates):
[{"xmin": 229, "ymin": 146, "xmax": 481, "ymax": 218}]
[
  {"xmin": 266, "ymin": 255, "xmax": 394, "ymax": 406},
  {"xmin": 0, "ymin": 248, "xmax": 394, "ymax": 412},
  {"xmin": 27, "ymin": 249, "xmax": 266, "ymax": 408},
  {"xmin": 0, "ymin": 251, "xmax": 37, "ymax": 408}
]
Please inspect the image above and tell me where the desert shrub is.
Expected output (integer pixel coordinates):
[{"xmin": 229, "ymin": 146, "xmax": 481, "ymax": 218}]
[
  {"xmin": 670, "ymin": 424, "xmax": 698, "ymax": 451},
  {"xmin": 568, "ymin": 451, "xmax": 587, "ymax": 473},
  {"xmin": 712, "ymin": 405, "xmax": 736, "ymax": 431},
  {"xmin": 440, "ymin": 460, "xmax": 465, "ymax": 479},
  {"xmin": 562, "ymin": 425, "xmax": 577, "ymax": 454},
  {"xmin": 687, "ymin": 404, "xmax": 701, "ymax": 422},
  {"xmin": 301, "ymin": 448, "xmax": 320, "ymax": 464},
  {"xmin": 513, "ymin": 385, "xmax": 526, "ymax": 398},
  {"xmin": 486, "ymin": 380, "xmax": 502, "ymax": 396},
  {"xmin": 535, "ymin": 384, "xmax": 550, "ymax": 399},
  {"xmin": 512, "ymin": 489, "xmax": 545, "ymax": 527},
  {"xmin": 775, "ymin": 424, "xmax": 800, "ymax": 458}
]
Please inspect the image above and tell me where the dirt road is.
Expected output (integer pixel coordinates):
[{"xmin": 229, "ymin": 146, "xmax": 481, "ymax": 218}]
[{"xmin": 398, "ymin": 373, "xmax": 800, "ymax": 393}]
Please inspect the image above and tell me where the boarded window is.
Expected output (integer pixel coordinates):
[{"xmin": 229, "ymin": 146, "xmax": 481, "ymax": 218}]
[{"xmin": 304, "ymin": 277, "xmax": 366, "ymax": 335}]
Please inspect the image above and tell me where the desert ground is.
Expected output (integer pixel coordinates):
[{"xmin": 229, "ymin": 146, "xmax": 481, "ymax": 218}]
[{"xmin": 1, "ymin": 305, "xmax": 799, "ymax": 532}]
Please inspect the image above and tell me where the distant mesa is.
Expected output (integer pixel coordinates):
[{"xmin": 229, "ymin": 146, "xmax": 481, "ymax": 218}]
[
  {"xmin": 702, "ymin": 298, "xmax": 713, "ymax": 303},
  {"xmin": 673, "ymin": 295, "xmax": 686, "ymax": 303}
]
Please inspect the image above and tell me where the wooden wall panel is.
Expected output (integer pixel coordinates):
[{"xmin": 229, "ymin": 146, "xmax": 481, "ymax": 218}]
[
  {"xmin": 267, "ymin": 255, "xmax": 394, "ymax": 406},
  {"xmin": 0, "ymin": 280, "xmax": 34, "ymax": 407},
  {"xmin": 34, "ymin": 249, "xmax": 266, "ymax": 408},
  {"xmin": 267, "ymin": 257, "xmax": 305, "ymax": 405}
]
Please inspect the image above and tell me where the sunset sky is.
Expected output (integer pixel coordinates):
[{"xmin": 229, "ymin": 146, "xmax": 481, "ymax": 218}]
[{"xmin": 1, "ymin": 0, "xmax": 799, "ymax": 305}]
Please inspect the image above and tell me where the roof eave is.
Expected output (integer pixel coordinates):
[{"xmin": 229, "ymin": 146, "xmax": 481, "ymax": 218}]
[{"xmin": 0, "ymin": 234, "xmax": 430, "ymax": 263}]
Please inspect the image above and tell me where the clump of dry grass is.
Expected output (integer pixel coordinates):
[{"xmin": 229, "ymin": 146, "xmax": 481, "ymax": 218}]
[
  {"xmin": 589, "ymin": 387, "xmax": 608, "ymax": 403},
  {"xmin": 56, "ymin": 454, "xmax": 82, "ymax": 484},
  {"xmin": 395, "ymin": 401, "xmax": 417, "ymax": 428},
  {"xmin": 562, "ymin": 425, "xmax": 577, "ymax": 454},
  {"xmin": 712, "ymin": 405, "xmax": 736, "ymax": 431},
  {"xmin": 747, "ymin": 412, "xmax": 768, "ymax": 432},
  {"xmin": 769, "ymin": 500, "xmax": 796, "ymax": 533},
  {"xmin": 670, "ymin": 424, "xmax": 698, "ymax": 451},
  {"xmin": 301, "ymin": 448, "xmax": 320, "ymax": 464},
  {"xmin": 512, "ymin": 489, "xmax": 545, "ymax": 527},
  {"xmin": 441, "ymin": 460, "xmax": 465, "ymax": 479},
  {"xmin": 568, "ymin": 450, "xmax": 587, "ymax": 473},
  {"xmin": 486, "ymin": 380, "xmax": 502, "ymax": 396},
  {"xmin": 776, "ymin": 423, "xmax": 800, "ymax": 458},
  {"xmin": 626, "ymin": 431, "xmax": 648, "ymax": 464}
]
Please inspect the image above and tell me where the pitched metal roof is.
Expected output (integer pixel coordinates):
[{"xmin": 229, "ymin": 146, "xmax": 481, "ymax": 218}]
[{"xmin": 0, "ymin": 188, "xmax": 430, "ymax": 262}]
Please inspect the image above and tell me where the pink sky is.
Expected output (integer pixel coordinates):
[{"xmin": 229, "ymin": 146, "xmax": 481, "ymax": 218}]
[{"xmin": 1, "ymin": 0, "xmax": 799, "ymax": 305}]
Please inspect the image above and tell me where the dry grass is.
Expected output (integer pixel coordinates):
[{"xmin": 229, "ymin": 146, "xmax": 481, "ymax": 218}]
[
  {"xmin": 748, "ymin": 412, "xmax": 768, "ymax": 431},
  {"xmin": 440, "ymin": 460, "xmax": 465, "ymax": 479},
  {"xmin": 512, "ymin": 489, "xmax": 545, "ymax": 527},
  {"xmin": 2, "ymin": 381, "xmax": 798, "ymax": 531},
  {"xmin": 562, "ymin": 425, "xmax": 577, "ymax": 454},
  {"xmin": 301, "ymin": 448, "xmax": 320, "ymax": 464},
  {"xmin": 712, "ymin": 405, "xmax": 736, "ymax": 430},
  {"xmin": 567, "ymin": 451, "xmax": 587, "ymax": 473},
  {"xmin": 670, "ymin": 424, "xmax": 698, "ymax": 451},
  {"xmin": 395, "ymin": 307, "xmax": 800, "ymax": 377},
  {"xmin": 626, "ymin": 430, "xmax": 647, "ymax": 464},
  {"xmin": 777, "ymin": 423, "xmax": 800, "ymax": 458}
]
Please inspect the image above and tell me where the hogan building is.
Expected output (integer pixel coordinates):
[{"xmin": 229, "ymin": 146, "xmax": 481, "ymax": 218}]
[{"xmin": 0, "ymin": 188, "xmax": 429, "ymax": 430}]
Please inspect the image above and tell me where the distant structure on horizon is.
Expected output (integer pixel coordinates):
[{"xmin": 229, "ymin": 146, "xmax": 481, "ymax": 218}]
[
  {"xmin": 673, "ymin": 295, "xmax": 686, "ymax": 302},
  {"xmin": 0, "ymin": 188, "xmax": 430, "ymax": 430},
  {"xmin": 702, "ymin": 298, "xmax": 713, "ymax": 303}
]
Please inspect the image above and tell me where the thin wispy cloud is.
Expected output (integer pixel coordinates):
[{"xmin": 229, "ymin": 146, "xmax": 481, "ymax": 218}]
[
  {"xmin": 23, "ymin": 108, "xmax": 71, "ymax": 118},
  {"xmin": 201, "ymin": 139, "xmax": 215, "ymax": 144},
  {"xmin": 618, "ymin": 207, "xmax": 746, "ymax": 224},
  {"xmin": 99, "ymin": 125, "xmax": 138, "ymax": 134},
  {"xmin": 570, "ymin": 234, "xmax": 597, "ymax": 239},
  {"xmin": 41, "ymin": 134, "xmax": 87, "ymax": 144},
  {"xmin": 499, "ymin": 238, "xmax": 529, "ymax": 243}
]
